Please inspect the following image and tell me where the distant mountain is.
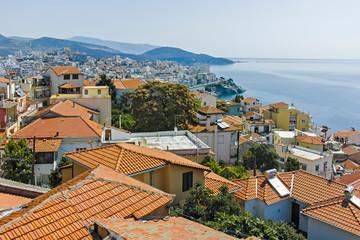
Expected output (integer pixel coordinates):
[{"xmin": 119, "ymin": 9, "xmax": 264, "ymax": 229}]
[
  {"xmin": 8, "ymin": 36, "xmax": 35, "ymax": 41},
  {"xmin": 142, "ymin": 47, "xmax": 233, "ymax": 65},
  {"xmin": 69, "ymin": 36, "xmax": 159, "ymax": 55},
  {"xmin": 0, "ymin": 34, "xmax": 233, "ymax": 65}
]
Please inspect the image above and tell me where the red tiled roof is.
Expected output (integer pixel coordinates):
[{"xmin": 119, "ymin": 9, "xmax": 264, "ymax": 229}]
[
  {"xmin": 232, "ymin": 170, "xmax": 347, "ymax": 205},
  {"xmin": 84, "ymin": 79, "xmax": 96, "ymax": 86},
  {"xmin": 34, "ymin": 100, "xmax": 92, "ymax": 119},
  {"xmin": 189, "ymin": 124, "xmax": 239, "ymax": 133},
  {"xmin": 0, "ymin": 193, "xmax": 30, "ymax": 211},
  {"xmin": 296, "ymin": 136, "xmax": 325, "ymax": 145},
  {"xmin": 0, "ymin": 165, "xmax": 174, "ymax": 239},
  {"xmin": 242, "ymin": 97, "xmax": 257, "ymax": 103},
  {"xmin": 65, "ymin": 142, "xmax": 210, "ymax": 175},
  {"xmin": 339, "ymin": 171, "xmax": 360, "ymax": 189},
  {"xmin": 12, "ymin": 117, "xmax": 102, "ymax": 138},
  {"xmin": 59, "ymin": 83, "xmax": 81, "ymax": 89},
  {"xmin": 342, "ymin": 160, "xmax": 360, "ymax": 170},
  {"xmin": 335, "ymin": 130, "xmax": 360, "ymax": 138},
  {"xmin": 0, "ymin": 78, "xmax": 15, "ymax": 84},
  {"xmin": 96, "ymin": 217, "xmax": 237, "ymax": 240},
  {"xmin": 223, "ymin": 115, "xmax": 244, "ymax": 126},
  {"xmin": 0, "ymin": 138, "xmax": 62, "ymax": 153},
  {"xmin": 269, "ymin": 102, "xmax": 289, "ymax": 109},
  {"xmin": 205, "ymin": 172, "xmax": 242, "ymax": 195},
  {"xmin": 342, "ymin": 145, "xmax": 360, "ymax": 156},
  {"xmin": 50, "ymin": 66, "xmax": 84, "ymax": 76},
  {"xmin": 302, "ymin": 191, "xmax": 360, "ymax": 236},
  {"xmin": 243, "ymin": 111, "xmax": 261, "ymax": 118},
  {"xmin": 198, "ymin": 105, "xmax": 224, "ymax": 115},
  {"xmin": 112, "ymin": 79, "xmax": 144, "ymax": 90}
]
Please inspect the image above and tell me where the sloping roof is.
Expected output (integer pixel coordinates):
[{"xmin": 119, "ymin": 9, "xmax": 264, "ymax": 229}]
[
  {"xmin": 232, "ymin": 170, "xmax": 347, "ymax": 205},
  {"xmin": 0, "ymin": 193, "xmax": 30, "ymax": 211},
  {"xmin": 242, "ymin": 97, "xmax": 257, "ymax": 103},
  {"xmin": 0, "ymin": 165, "xmax": 174, "ymax": 239},
  {"xmin": 84, "ymin": 79, "xmax": 96, "ymax": 86},
  {"xmin": 205, "ymin": 172, "xmax": 242, "ymax": 195},
  {"xmin": 189, "ymin": 124, "xmax": 239, "ymax": 133},
  {"xmin": 243, "ymin": 111, "xmax": 262, "ymax": 118},
  {"xmin": 58, "ymin": 83, "xmax": 81, "ymax": 89},
  {"xmin": 269, "ymin": 102, "xmax": 289, "ymax": 109},
  {"xmin": 50, "ymin": 66, "xmax": 84, "ymax": 76},
  {"xmin": 34, "ymin": 100, "xmax": 92, "ymax": 119},
  {"xmin": 302, "ymin": 192, "xmax": 360, "ymax": 236},
  {"xmin": 96, "ymin": 217, "xmax": 237, "ymax": 240},
  {"xmin": 223, "ymin": 115, "xmax": 244, "ymax": 126},
  {"xmin": 12, "ymin": 117, "xmax": 102, "ymax": 138},
  {"xmin": 0, "ymin": 78, "xmax": 15, "ymax": 84},
  {"xmin": 112, "ymin": 79, "xmax": 144, "ymax": 90},
  {"xmin": 339, "ymin": 171, "xmax": 360, "ymax": 190},
  {"xmin": 296, "ymin": 136, "xmax": 325, "ymax": 145},
  {"xmin": 342, "ymin": 145, "xmax": 360, "ymax": 156},
  {"xmin": 198, "ymin": 105, "xmax": 224, "ymax": 115},
  {"xmin": 335, "ymin": 130, "xmax": 360, "ymax": 138},
  {"xmin": 65, "ymin": 142, "xmax": 210, "ymax": 175},
  {"xmin": 0, "ymin": 138, "xmax": 62, "ymax": 153},
  {"xmin": 342, "ymin": 160, "xmax": 360, "ymax": 170}
]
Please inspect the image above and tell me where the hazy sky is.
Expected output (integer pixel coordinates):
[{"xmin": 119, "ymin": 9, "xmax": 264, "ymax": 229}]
[{"xmin": 2, "ymin": 0, "xmax": 360, "ymax": 59}]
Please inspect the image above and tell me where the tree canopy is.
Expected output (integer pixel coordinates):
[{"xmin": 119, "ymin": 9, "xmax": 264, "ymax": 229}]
[
  {"xmin": 130, "ymin": 81, "xmax": 200, "ymax": 132},
  {"xmin": 96, "ymin": 74, "xmax": 116, "ymax": 100},
  {"xmin": 201, "ymin": 156, "xmax": 250, "ymax": 180},
  {"xmin": 285, "ymin": 157, "xmax": 301, "ymax": 172},
  {"xmin": 243, "ymin": 143, "xmax": 280, "ymax": 172},
  {"xmin": 48, "ymin": 156, "xmax": 72, "ymax": 188},
  {"xmin": 232, "ymin": 94, "xmax": 244, "ymax": 103},
  {"xmin": 216, "ymin": 100, "xmax": 229, "ymax": 113},
  {"xmin": 1, "ymin": 138, "xmax": 33, "ymax": 183}
]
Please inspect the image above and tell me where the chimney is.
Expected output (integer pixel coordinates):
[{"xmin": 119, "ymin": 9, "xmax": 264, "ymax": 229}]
[{"xmin": 206, "ymin": 115, "xmax": 210, "ymax": 131}]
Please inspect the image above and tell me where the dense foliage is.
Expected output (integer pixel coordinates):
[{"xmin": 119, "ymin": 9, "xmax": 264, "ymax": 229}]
[
  {"xmin": 232, "ymin": 94, "xmax": 244, "ymax": 103},
  {"xmin": 1, "ymin": 138, "xmax": 33, "ymax": 183},
  {"xmin": 285, "ymin": 157, "xmax": 301, "ymax": 172},
  {"xmin": 48, "ymin": 156, "xmax": 73, "ymax": 188},
  {"xmin": 96, "ymin": 74, "xmax": 116, "ymax": 100},
  {"xmin": 201, "ymin": 156, "xmax": 250, "ymax": 180},
  {"xmin": 243, "ymin": 143, "xmax": 280, "ymax": 172},
  {"xmin": 111, "ymin": 92, "xmax": 135, "ymax": 131},
  {"xmin": 172, "ymin": 182, "xmax": 305, "ymax": 240},
  {"xmin": 130, "ymin": 81, "xmax": 200, "ymax": 132}
]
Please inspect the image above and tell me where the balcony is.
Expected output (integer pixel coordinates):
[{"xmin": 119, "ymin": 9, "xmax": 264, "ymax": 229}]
[{"xmin": 34, "ymin": 91, "xmax": 51, "ymax": 100}]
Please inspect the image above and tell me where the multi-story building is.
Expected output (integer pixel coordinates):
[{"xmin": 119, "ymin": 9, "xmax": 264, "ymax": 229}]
[{"xmin": 241, "ymin": 97, "xmax": 260, "ymax": 113}]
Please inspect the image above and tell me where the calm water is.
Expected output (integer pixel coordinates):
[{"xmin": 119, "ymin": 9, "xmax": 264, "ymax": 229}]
[{"xmin": 211, "ymin": 59, "xmax": 360, "ymax": 132}]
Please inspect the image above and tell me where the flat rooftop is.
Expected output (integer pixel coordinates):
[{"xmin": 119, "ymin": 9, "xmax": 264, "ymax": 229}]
[
  {"xmin": 290, "ymin": 148, "xmax": 323, "ymax": 161},
  {"xmin": 274, "ymin": 131, "xmax": 295, "ymax": 138}
]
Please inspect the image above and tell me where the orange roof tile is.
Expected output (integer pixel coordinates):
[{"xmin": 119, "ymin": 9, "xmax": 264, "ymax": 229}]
[
  {"xmin": 0, "ymin": 165, "xmax": 174, "ymax": 239},
  {"xmin": 59, "ymin": 83, "xmax": 81, "ymax": 89},
  {"xmin": 243, "ymin": 111, "xmax": 261, "ymax": 118},
  {"xmin": 342, "ymin": 145, "xmax": 360, "ymax": 156},
  {"xmin": 232, "ymin": 170, "xmax": 347, "ymax": 205},
  {"xmin": 96, "ymin": 217, "xmax": 237, "ymax": 240},
  {"xmin": 223, "ymin": 115, "xmax": 244, "ymax": 126},
  {"xmin": 65, "ymin": 143, "xmax": 210, "ymax": 175},
  {"xmin": 0, "ymin": 138, "xmax": 62, "ymax": 153},
  {"xmin": 246, "ymin": 119, "xmax": 275, "ymax": 125},
  {"xmin": 302, "ymin": 191, "xmax": 360, "ymax": 236},
  {"xmin": 50, "ymin": 66, "xmax": 84, "ymax": 76},
  {"xmin": 198, "ymin": 105, "xmax": 224, "ymax": 115},
  {"xmin": 0, "ymin": 78, "xmax": 15, "ymax": 84},
  {"xmin": 12, "ymin": 117, "xmax": 102, "ymax": 138},
  {"xmin": 205, "ymin": 172, "xmax": 242, "ymax": 195},
  {"xmin": 242, "ymin": 97, "xmax": 257, "ymax": 103},
  {"xmin": 84, "ymin": 79, "xmax": 96, "ymax": 86},
  {"xmin": 0, "ymin": 193, "xmax": 30, "ymax": 211},
  {"xmin": 296, "ymin": 136, "xmax": 325, "ymax": 145},
  {"xmin": 342, "ymin": 160, "xmax": 360, "ymax": 170},
  {"xmin": 112, "ymin": 79, "xmax": 144, "ymax": 90},
  {"xmin": 189, "ymin": 124, "xmax": 239, "ymax": 133},
  {"xmin": 339, "ymin": 171, "xmax": 360, "ymax": 186},
  {"xmin": 269, "ymin": 102, "xmax": 289, "ymax": 109},
  {"xmin": 34, "ymin": 100, "xmax": 93, "ymax": 119},
  {"xmin": 335, "ymin": 130, "xmax": 360, "ymax": 138},
  {"xmin": 254, "ymin": 105, "xmax": 270, "ymax": 113}
]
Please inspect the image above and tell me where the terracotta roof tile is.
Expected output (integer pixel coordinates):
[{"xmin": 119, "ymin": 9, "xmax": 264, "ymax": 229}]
[
  {"xmin": 0, "ymin": 78, "xmax": 15, "ymax": 84},
  {"xmin": 0, "ymin": 193, "xmax": 30, "ymax": 211},
  {"xmin": 189, "ymin": 124, "xmax": 239, "ymax": 133},
  {"xmin": 50, "ymin": 66, "xmax": 84, "ymax": 76},
  {"xmin": 0, "ymin": 139, "xmax": 62, "ymax": 153},
  {"xmin": 342, "ymin": 160, "xmax": 360, "ymax": 170},
  {"xmin": 95, "ymin": 217, "xmax": 237, "ymax": 239},
  {"xmin": 112, "ymin": 79, "xmax": 144, "ymax": 90},
  {"xmin": 339, "ymin": 171, "xmax": 360, "ymax": 188},
  {"xmin": 198, "ymin": 105, "xmax": 224, "ymax": 115},
  {"xmin": 335, "ymin": 130, "xmax": 360, "ymax": 138},
  {"xmin": 242, "ymin": 97, "xmax": 257, "ymax": 103},
  {"xmin": 35, "ymin": 100, "xmax": 93, "ymax": 119},
  {"xmin": 223, "ymin": 115, "xmax": 244, "ymax": 126},
  {"xmin": 302, "ymin": 190, "xmax": 360, "ymax": 236},
  {"xmin": 232, "ymin": 171, "xmax": 347, "ymax": 205},
  {"xmin": 269, "ymin": 102, "xmax": 289, "ymax": 109},
  {"xmin": 296, "ymin": 136, "xmax": 325, "ymax": 145},
  {"xmin": 65, "ymin": 143, "xmax": 210, "ymax": 175},
  {"xmin": 0, "ymin": 165, "xmax": 174, "ymax": 239},
  {"xmin": 205, "ymin": 172, "xmax": 242, "ymax": 196},
  {"xmin": 342, "ymin": 145, "xmax": 360, "ymax": 156},
  {"xmin": 84, "ymin": 79, "xmax": 96, "ymax": 86},
  {"xmin": 12, "ymin": 117, "xmax": 102, "ymax": 138},
  {"xmin": 243, "ymin": 111, "xmax": 262, "ymax": 118},
  {"xmin": 58, "ymin": 83, "xmax": 81, "ymax": 89}
]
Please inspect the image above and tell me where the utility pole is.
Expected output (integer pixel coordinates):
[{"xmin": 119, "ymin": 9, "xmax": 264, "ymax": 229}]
[
  {"xmin": 31, "ymin": 136, "xmax": 35, "ymax": 185},
  {"xmin": 119, "ymin": 115, "xmax": 122, "ymax": 129}
]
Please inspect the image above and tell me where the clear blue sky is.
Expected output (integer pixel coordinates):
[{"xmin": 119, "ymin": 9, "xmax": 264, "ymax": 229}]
[{"xmin": 2, "ymin": 0, "xmax": 360, "ymax": 59}]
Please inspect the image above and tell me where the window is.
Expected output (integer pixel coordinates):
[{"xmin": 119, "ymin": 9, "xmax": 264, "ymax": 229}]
[
  {"xmin": 64, "ymin": 74, "xmax": 70, "ymax": 80},
  {"xmin": 203, "ymin": 102, "xmax": 206, "ymax": 106},
  {"xmin": 76, "ymin": 148, "xmax": 86, "ymax": 151},
  {"xmin": 105, "ymin": 129, "xmax": 112, "ymax": 141},
  {"xmin": 182, "ymin": 171, "xmax": 193, "ymax": 192},
  {"xmin": 301, "ymin": 164, "xmax": 307, "ymax": 171},
  {"xmin": 36, "ymin": 152, "xmax": 53, "ymax": 164},
  {"xmin": 302, "ymin": 119, "xmax": 306, "ymax": 123},
  {"xmin": 301, "ymin": 128, "xmax": 305, "ymax": 131},
  {"xmin": 315, "ymin": 165, "xmax": 320, "ymax": 172},
  {"xmin": 73, "ymin": 74, "xmax": 79, "ymax": 79},
  {"xmin": 84, "ymin": 90, "xmax": 88, "ymax": 95},
  {"xmin": 98, "ymin": 89, "xmax": 101, "ymax": 95}
]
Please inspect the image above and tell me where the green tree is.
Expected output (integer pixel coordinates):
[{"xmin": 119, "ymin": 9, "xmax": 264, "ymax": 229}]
[
  {"xmin": 97, "ymin": 74, "xmax": 116, "ymax": 100},
  {"xmin": 1, "ymin": 138, "xmax": 33, "ymax": 183},
  {"xmin": 216, "ymin": 100, "xmax": 229, "ymax": 113},
  {"xmin": 111, "ymin": 109, "xmax": 135, "ymax": 131},
  {"xmin": 232, "ymin": 94, "xmax": 244, "ymax": 103},
  {"xmin": 285, "ymin": 157, "xmax": 301, "ymax": 172},
  {"xmin": 201, "ymin": 155, "xmax": 222, "ymax": 174},
  {"xmin": 48, "ymin": 156, "xmax": 73, "ymax": 188},
  {"xmin": 243, "ymin": 144, "xmax": 280, "ymax": 172},
  {"xmin": 130, "ymin": 81, "xmax": 200, "ymax": 132}
]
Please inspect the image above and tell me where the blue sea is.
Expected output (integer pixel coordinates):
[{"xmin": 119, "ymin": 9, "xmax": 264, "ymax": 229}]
[{"xmin": 211, "ymin": 59, "xmax": 360, "ymax": 132}]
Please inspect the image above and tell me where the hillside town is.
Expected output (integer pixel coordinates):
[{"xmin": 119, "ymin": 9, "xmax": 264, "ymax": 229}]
[{"xmin": 0, "ymin": 50, "xmax": 359, "ymax": 240}]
